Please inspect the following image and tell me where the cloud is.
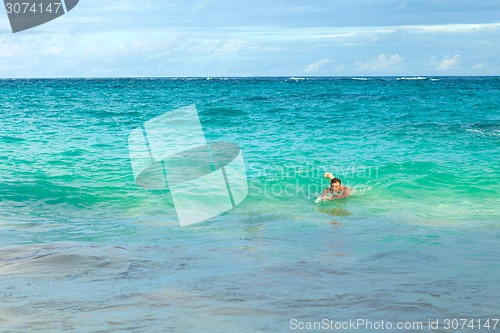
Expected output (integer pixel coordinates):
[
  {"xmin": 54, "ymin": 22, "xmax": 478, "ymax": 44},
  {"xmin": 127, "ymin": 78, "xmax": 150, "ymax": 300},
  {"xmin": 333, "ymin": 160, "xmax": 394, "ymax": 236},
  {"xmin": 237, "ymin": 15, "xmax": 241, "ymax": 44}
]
[
  {"xmin": 1, "ymin": 1, "xmax": 500, "ymax": 78},
  {"xmin": 95, "ymin": 0, "xmax": 155, "ymax": 12},
  {"xmin": 304, "ymin": 58, "xmax": 332, "ymax": 73},
  {"xmin": 192, "ymin": 0, "xmax": 214, "ymax": 13},
  {"xmin": 355, "ymin": 53, "xmax": 403, "ymax": 72},
  {"xmin": 404, "ymin": 22, "xmax": 500, "ymax": 34},
  {"xmin": 435, "ymin": 54, "xmax": 461, "ymax": 70},
  {"xmin": 335, "ymin": 64, "xmax": 346, "ymax": 72},
  {"xmin": 215, "ymin": 39, "xmax": 248, "ymax": 54},
  {"xmin": 472, "ymin": 62, "xmax": 487, "ymax": 70}
]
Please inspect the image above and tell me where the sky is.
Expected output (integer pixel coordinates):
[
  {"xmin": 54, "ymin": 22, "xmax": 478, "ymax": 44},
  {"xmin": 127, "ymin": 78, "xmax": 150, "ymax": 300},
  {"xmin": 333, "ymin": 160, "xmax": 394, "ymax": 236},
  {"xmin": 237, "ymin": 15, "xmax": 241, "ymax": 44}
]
[{"xmin": 1, "ymin": 0, "xmax": 500, "ymax": 77}]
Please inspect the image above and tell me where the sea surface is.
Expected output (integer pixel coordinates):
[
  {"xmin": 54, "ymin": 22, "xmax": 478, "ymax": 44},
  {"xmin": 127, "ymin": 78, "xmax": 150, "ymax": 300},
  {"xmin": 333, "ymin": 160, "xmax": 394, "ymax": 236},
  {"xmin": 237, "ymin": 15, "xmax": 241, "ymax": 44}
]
[{"xmin": 0, "ymin": 77, "xmax": 499, "ymax": 332}]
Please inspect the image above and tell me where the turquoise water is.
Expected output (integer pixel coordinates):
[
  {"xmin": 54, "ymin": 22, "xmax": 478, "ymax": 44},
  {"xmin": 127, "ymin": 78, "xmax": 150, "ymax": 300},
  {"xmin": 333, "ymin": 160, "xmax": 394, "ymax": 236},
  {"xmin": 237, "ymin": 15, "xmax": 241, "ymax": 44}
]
[{"xmin": 0, "ymin": 77, "xmax": 499, "ymax": 332}]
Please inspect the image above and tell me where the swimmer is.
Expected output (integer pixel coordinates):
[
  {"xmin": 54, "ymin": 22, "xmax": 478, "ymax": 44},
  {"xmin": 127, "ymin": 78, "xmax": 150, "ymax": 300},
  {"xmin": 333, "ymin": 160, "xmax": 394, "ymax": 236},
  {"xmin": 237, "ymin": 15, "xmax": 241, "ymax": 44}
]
[{"xmin": 321, "ymin": 172, "xmax": 351, "ymax": 199}]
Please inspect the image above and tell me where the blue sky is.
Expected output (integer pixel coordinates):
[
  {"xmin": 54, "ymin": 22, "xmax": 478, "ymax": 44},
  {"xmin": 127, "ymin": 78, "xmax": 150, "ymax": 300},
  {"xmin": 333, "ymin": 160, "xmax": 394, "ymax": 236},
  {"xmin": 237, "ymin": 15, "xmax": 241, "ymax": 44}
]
[{"xmin": 1, "ymin": 0, "xmax": 499, "ymax": 77}]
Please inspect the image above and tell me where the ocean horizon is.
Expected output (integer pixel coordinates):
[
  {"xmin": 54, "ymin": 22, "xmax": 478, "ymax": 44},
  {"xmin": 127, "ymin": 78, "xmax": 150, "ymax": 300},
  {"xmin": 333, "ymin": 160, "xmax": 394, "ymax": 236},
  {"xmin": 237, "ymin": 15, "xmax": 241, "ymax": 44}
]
[{"xmin": 2, "ymin": 75, "xmax": 500, "ymax": 79}]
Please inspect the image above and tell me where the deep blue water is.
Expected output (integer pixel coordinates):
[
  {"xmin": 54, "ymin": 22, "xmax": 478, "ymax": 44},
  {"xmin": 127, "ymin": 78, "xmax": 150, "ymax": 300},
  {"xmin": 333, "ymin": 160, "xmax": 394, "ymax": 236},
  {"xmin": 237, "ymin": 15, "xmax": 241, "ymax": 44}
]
[{"xmin": 0, "ymin": 77, "xmax": 499, "ymax": 332}]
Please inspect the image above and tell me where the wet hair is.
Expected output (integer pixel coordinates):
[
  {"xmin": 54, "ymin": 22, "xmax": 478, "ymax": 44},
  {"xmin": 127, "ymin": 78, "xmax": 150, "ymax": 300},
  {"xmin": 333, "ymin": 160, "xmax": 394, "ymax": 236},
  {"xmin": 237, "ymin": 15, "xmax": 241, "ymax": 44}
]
[{"xmin": 330, "ymin": 177, "xmax": 341, "ymax": 185}]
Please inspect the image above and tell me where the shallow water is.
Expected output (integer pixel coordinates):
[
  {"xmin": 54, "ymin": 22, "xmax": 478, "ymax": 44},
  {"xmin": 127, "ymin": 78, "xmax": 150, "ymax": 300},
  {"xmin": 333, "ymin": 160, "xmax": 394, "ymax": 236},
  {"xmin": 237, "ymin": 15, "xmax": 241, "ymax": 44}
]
[{"xmin": 1, "ymin": 77, "xmax": 499, "ymax": 332}]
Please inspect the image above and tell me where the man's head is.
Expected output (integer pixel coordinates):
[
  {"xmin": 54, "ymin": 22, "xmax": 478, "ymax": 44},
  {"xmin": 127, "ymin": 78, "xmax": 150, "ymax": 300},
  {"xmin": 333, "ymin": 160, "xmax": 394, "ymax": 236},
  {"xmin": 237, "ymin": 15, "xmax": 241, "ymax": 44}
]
[{"xmin": 330, "ymin": 177, "xmax": 342, "ymax": 191}]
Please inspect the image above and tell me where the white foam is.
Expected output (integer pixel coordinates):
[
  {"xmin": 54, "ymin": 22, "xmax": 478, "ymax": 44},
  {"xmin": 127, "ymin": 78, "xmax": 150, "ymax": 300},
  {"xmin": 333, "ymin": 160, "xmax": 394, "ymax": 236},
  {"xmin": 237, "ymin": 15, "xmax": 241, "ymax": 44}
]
[
  {"xmin": 397, "ymin": 76, "xmax": 426, "ymax": 80},
  {"xmin": 350, "ymin": 185, "xmax": 373, "ymax": 196},
  {"xmin": 314, "ymin": 192, "xmax": 333, "ymax": 203},
  {"xmin": 466, "ymin": 128, "xmax": 500, "ymax": 137}
]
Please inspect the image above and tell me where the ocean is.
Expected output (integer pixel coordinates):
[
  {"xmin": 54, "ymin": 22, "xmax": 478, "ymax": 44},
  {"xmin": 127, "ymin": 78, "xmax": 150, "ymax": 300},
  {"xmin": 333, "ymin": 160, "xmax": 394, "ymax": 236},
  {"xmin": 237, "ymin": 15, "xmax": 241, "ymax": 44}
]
[{"xmin": 1, "ymin": 77, "xmax": 499, "ymax": 332}]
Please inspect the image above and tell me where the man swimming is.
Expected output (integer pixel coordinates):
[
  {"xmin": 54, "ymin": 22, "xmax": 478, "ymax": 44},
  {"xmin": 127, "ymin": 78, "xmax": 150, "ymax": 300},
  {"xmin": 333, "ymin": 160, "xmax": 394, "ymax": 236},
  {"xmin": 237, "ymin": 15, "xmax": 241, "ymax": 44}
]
[{"xmin": 321, "ymin": 172, "xmax": 351, "ymax": 199}]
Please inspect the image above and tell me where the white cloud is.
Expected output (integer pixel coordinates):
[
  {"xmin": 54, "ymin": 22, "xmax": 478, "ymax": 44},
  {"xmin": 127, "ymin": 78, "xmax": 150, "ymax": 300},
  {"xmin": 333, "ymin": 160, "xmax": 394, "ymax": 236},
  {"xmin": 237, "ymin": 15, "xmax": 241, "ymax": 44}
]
[
  {"xmin": 335, "ymin": 64, "xmax": 346, "ymax": 72},
  {"xmin": 95, "ymin": 0, "xmax": 155, "ymax": 12},
  {"xmin": 404, "ymin": 22, "xmax": 500, "ymax": 34},
  {"xmin": 355, "ymin": 53, "xmax": 403, "ymax": 72},
  {"xmin": 2, "ymin": 7, "xmax": 500, "ymax": 77},
  {"xmin": 192, "ymin": 0, "xmax": 214, "ymax": 13},
  {"xmin": 435, "ymin": 54, "xmax": 461, "ymax": 70},
  {"xmin": 472, "ymin": 62, "xmax": 487, "ymax": 70},
  {"xmin": 304, "ymin": 58, "xmax": 332, "ymax": 73},
  {"xmin": 215, "ymin": 39, "xmax": 248, "ymax": 54},
  {"xmin": 116, "ymin": 34, "xmax": 184, "ymax": 55}
]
